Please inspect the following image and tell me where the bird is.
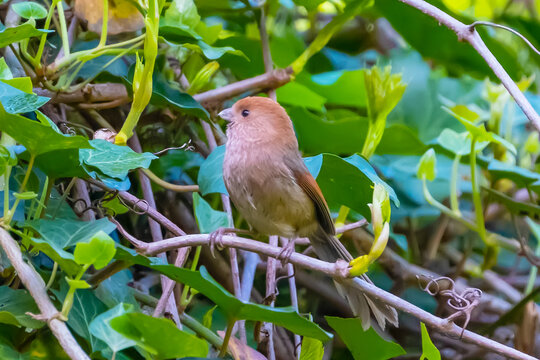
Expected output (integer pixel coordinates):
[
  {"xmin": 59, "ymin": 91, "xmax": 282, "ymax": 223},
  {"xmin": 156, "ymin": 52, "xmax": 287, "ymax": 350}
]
[{"xmin": 219, "ymin": 96, "xmax": 398, "ymax": 330}]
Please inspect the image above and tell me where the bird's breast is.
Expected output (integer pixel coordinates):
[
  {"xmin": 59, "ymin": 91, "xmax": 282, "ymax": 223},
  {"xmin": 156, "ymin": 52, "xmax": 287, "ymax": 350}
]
[{"xmin": 223, "ymin": 140, "xmax": 318, "ymax": 238}]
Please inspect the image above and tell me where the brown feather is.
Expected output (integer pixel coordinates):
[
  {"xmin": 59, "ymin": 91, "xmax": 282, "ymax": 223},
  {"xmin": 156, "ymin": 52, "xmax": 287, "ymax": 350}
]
[{"xmin": 294, "ymin": 171, "xmax": 336, "ymax": 236}]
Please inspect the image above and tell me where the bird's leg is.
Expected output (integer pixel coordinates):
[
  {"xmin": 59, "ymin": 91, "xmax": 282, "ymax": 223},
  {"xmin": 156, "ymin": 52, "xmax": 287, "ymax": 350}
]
[
  {"xmin": 277, "ymin": 237, "xmax": 296, "ymax": 266},
  {"xmin": 208, "ymin": 227, "xmax": 256, "ymax": 257}
]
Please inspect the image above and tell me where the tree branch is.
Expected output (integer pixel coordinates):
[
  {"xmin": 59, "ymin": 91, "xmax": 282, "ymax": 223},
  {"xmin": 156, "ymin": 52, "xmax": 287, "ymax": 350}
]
[
  {"xmin": 139, "ymin": 233, "xmax": 536, "ymax": 360},
  {"xmin": 34, "ymin": 68, "xmax": 293, "ymax": 107},
  {"xmin": 0, "ymin": 228, "xmax": 90, "ymax": 360},
  {"xmin": 397, "ymin": 0, "xmax": 540, "ymax": 132}
]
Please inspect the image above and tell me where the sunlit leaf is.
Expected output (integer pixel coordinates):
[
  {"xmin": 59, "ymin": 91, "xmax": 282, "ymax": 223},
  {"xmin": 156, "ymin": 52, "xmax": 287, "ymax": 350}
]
[
  {"xmin": 420, "ymin": 322, "xmax": 441, "ymax": 360},
  {"xmin": 12, "ymin": 2, "xmax": 48, "ymax": 20}
]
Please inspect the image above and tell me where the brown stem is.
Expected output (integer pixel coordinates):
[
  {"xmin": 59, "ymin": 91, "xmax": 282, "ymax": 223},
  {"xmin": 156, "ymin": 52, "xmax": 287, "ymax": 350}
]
[
  {"xmin": 397, "ymin": 0, "xmax": 540, "ymax": 132},
  {"xmin": 0, "ymin": 228, "xmax": 90, "ymax": 360}
]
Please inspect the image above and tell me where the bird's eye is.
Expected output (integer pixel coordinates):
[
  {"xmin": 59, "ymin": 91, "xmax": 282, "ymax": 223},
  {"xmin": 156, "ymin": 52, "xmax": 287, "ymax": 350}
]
[{"xmin": 241, "ymin": 109, "xmax": 250, "ymax": 117}]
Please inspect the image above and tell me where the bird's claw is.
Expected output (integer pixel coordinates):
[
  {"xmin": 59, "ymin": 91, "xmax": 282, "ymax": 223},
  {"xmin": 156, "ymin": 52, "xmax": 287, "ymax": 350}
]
[
  {"xmin": 209, "ymin": 228, "xmax": 227, "ymax": 257},
  {"xmin": 277, "ymin": 240, "xmax": 295, "ymax": 266}
]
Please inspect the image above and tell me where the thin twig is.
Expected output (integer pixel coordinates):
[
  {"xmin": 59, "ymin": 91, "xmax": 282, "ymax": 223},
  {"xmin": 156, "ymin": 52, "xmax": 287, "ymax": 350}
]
[
  {"xmin": 470, "ymin": 21, "xmax": 540, "ymax": 56},
  {"xmin": 138, "ymin": 233, "xmax": 535, "ymax": 360},
  {"xmin": 280, "ymin": 238, "xmax": 301, "ymax": 358},
  {"xmin": 0, "ymin": 228, "xmax": 90, "ymax": 360},
  {"xmin": 86, "ymin": 178, "xmax": 187, "ymax": 236},
  {"xmin": 129, "ymin": 134, "xmax": 182, "ymax": 327},
  {"xmin": 397, "ymin": 0, "xmax": 540, "ymax": 132}
]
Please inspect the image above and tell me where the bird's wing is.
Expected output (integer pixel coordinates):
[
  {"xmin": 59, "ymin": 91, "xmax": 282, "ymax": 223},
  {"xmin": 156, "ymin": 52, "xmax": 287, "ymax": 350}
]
[{"xmin": 294, "ymin": 171, "xmax": 336, "ymax": 235}]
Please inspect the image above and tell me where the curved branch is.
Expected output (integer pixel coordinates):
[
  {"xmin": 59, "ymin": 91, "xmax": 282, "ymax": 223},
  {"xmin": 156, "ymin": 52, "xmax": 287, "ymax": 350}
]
[
  {"xmin": 139, "ymin": 233, "xmax": 536, "ymax": 360},
  {"xmin": 397, "ymin": 0, "xmax": 540, "ymax": 133},
  {"xmin": 0, "ymin": 228, "xmax": 90, "ymax": 360}
]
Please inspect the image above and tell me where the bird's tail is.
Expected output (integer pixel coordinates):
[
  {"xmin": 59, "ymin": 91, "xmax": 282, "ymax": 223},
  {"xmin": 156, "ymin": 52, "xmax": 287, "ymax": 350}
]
[{"xmin": 309, "ymin": 226, "xmax": 398, "ymax": 330}]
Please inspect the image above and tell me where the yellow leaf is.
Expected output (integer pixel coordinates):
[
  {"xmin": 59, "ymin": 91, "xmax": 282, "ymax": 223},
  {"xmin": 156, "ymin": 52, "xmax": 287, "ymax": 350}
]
[{"xmin": 74, "ymin": 0, "xmax": 144, "ymax": 35}]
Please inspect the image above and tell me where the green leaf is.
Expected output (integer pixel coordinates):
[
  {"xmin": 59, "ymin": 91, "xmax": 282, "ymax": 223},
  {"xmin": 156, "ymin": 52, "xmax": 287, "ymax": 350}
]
[
  {"xmin": 65, "ymin": 278, "xmax": 91, "ymax": 290},
  {"xmin": 52, "ymin": 280, "xmax": 108, "ymax": 352},
  {"xmin": 0, "ymin": 58, "xmax": 13, "ymax": 80},
  {"xmin": 0, "ymin": 337, "xmax": 31, "ymax": 360},
  {"xmin": 417, "ymin": 149, "xmax": 437, "ymax": 181},
  {"xmin": 80, "ymin": 139, "xmax": 157, "ymax": 180},
  {"xmin": 326, "ymin": 316, "xmax": 406, "ymax": 360},
  {"xmin": 115, "ymin": 247, "xmax": 333, "ymax": 341},
  {"xmin": 305, "ymin": 153, "xmax": 398, "ymax": 219},
  {"xmin": 150, "ymin": 70, "xmax": 210, "ymax": 119},
  {"xmin": 198, "ymin": 145, "xmax": 228, "ymax": 196},
  {"xmin": 89, "ymin": 303, "xmax": 136, "ymax": 353},
  {"xmin": 0, "ymin": 80, "xmax": 49, "ymax": 114},
  {"xmin": 0, "ymin": 110, "xmax": 90, "ymax": 156},
  {"xmin": 0, "ymin": 286, "xmax": 44, "ymax": 329},
  {"xmin": 482, "ymin": 186, "xmax": 540, "ymax": 218},
  {"xmin": 74, "ymin": 231, "xmax": 116, "ymax": 269},
  {"xmin": 487, "ymin": 159, "xmax": 540, "ymax": 188},
  {"xmin": 24, "ymin": 218, "xmax": 116, "ymax": 275},
  {"xmin": 0, "ymin": 22, "xmax": 51, "ymax": 48},
  {"xmin": 110, "ymin": 313, "xmax": 208, "ymax": 358},
  {"xmin": 276, "ymin": 82, "xmax": 327, "ymax": 111},
  {"xmin": 288, "ymin": 107, "xmax": 424, "ymax": 156},
  {"xmin": 193, "ymin": 193, "xmax": 229, "ymax": 233},
  {"xmin": 95, "ymin": 271, "xmax": 138, "ymax": 308},
  {"xmin": 299, "ymin": 337, "xmax": 324, "ymax": 360},
  {"xmin": 420, "ymin": 323, "xmax": 441, "ymax": 360},
  {"xmin": 301, "ymin": 70, "xmax": 367, "ymax": 108},
  {"xmin": 12, "ymin": 2, "xmax": 48, "ymax": 19},
  {"xmin": 436, "ymin": 128, "xmax": 489, "ymax": 156},
  {"xmin": 162, "ymin": 0, "xmax": 200, "ymax": 30}
]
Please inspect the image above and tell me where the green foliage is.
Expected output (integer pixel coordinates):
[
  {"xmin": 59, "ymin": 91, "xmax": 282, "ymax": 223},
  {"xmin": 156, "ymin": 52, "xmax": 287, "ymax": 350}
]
[
  {"xmin": 0, "ymin": 22, "xmax": 51, "ymax": 48},
  {"xmin": 420, "ymin": 323, "xmax": 441, "ymax": 360},
  {"xmin": 193, "ymin": 192, "xmax": 229, "ymax": 233},
  {"xmin": 12, "ymin": 2, "xmax": 48, "ymax": 20},
  {"xmin": 326, "ymin": 316, "xmax": 406, "ymax": 359},
  {"xmin": 115, "ymin": 247, "xmax": 332, "ymax": 341},
  {"xmin": 111, "ymin": 313, "xmax": 208, "ymax": 358},
  {"xmin": 0, "ymin": 0, "xmax": 538, "ymax": 358},
  {"xmin": 299, "ymin": 337, "xmax": 324, "ymax": 360}
]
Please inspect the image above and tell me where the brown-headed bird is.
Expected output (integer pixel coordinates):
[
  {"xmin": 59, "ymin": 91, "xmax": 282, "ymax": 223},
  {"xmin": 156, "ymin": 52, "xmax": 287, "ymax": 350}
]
[{"xmin": 219, "ymin": 96, "xmax": 398, "ymax": 330}]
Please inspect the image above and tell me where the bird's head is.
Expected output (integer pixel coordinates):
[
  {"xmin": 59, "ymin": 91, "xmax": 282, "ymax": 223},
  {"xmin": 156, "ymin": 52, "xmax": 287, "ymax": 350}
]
[{"xmin": 218, "ymin": 97, "xmax": 294, "ymax": 138}]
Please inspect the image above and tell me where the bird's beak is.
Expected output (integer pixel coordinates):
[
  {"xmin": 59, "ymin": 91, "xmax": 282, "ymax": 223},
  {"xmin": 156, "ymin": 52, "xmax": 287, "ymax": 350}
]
[{"xmin": 218, "ymin": 108, "xmax": 233, "ymax": 122}]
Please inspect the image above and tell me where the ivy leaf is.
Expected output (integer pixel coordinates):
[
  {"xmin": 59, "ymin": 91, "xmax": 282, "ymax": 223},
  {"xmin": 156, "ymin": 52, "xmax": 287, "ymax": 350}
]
[
  {"xmin": 198, "ymin": 145, "xmax": 228, "ymax": 196},
  {"xmin": 436, "ymin": 128, "xmax": 489, "ymax": 156},
  {"xmin": 80, "ymin": 139, "xmax": 157, "ymax": 180},
  {"xmin": 24, "ymin": 218, "xmax": 116, "ymax": 275},
  {"xmin": 420, "ymin": 323, "xmax": 441, "ymax": 360},
  {"xmin": 115, "ymin": 247, "xmax": 333, "ymax": 342},
  {"xmin": 0, "ymin": 58, "xmax": 13, "ymax": 80},
  {"xmin": 0, "ymin": 110, "xmax": 90, "ymax": 157},
  {"xmin": 326, "ymin": 316, "xmax": 406, "ymax": 360},
  {"xmin": 0, "ymin": 286, "xmax": 44, "ymax": 329},
  {"xmin": 12, "ymin": 2, "xmax": 48, "ymax": 20},
  {"xmin": 0, "ymin": 80, "xmax": 49, "ymax": 114},
  {"xmin": 193, "ymin": 193, "xmax": 229, "ymax": 233},
  {"xmin": 89, "ymin": 303, "xmax": 137, "ymax": 353},
  {"xmin": 52, "ymin": 281, "xmax": 108, "ymax": 352},
  {"xmin": 0, "ymin": 22, "xmax": 52, "ymax": 48},
  {"xmin": 74, "ymin": 231, "xmax": 116, "ymax": 269},
  {"xmin": 110, "ymin": 313, "xmax": 208, "ymax": 358}
]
